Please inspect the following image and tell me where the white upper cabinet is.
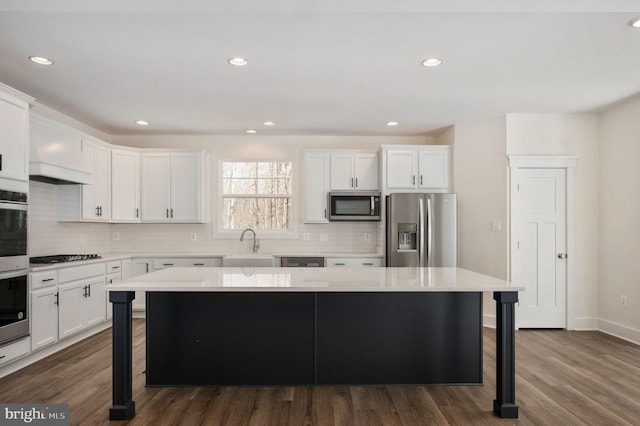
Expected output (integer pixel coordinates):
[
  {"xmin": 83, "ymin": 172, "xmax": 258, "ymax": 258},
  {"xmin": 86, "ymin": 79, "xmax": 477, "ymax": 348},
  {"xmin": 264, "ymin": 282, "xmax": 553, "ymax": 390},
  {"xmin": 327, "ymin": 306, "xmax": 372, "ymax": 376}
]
[
  {"xmin": 141, "ymin": 151, "xmax": 203, "ymax": 223},
  {"xmin": 0, "ymin": 83, "xmax": 32, "ymax": 188},
  {"xmin": 81, "ymin": 140, "xmax": 111, "ymax": 221},
  {"xmin": 304, "ymin": 151, "xmax": 330, "ymax": 223},
  {"xmin": 111, "ymin": 148, "xmax": 141, "ymax": 222},
  {"xmin": 330, "ymin": 151, "xmax": 379, "ymax": 191},
  {"xmin": 382, "ymin": 145, "xmax": 451, "ymax": 194}
]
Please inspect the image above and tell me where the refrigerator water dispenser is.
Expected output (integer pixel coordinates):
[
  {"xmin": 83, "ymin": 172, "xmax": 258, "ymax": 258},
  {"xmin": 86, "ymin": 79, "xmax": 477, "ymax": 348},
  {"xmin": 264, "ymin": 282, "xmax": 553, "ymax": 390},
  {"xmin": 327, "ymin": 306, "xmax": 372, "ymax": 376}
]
[{"xmin": 397, "ymin": 223, "xmax": 417, "ymax": 251}]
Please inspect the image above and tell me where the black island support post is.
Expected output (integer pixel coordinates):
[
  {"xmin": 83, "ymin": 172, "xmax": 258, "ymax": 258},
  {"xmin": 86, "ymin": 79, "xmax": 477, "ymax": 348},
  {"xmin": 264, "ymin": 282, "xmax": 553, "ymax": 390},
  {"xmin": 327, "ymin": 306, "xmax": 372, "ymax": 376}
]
[{"xmin": 108, "ymin": 289, "xmax": 520, "ymax": 421}]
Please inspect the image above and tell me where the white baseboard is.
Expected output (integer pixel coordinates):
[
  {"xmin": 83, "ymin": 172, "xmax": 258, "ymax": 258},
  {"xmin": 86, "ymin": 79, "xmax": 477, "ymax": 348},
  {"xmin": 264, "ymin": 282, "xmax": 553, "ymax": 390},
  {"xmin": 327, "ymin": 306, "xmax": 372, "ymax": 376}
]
[
  {"xmin": 0, "ymin": 321, "xmax": 112, "ymax": 379},
  {"xmin": 483, "ymin": 314, "xmax": 496, "ymax": 329},
  {"xmin": 569, "ymin": 316, "xmax": 599, "ymax": 331},
  {"xmin": 598, "ymin": 319, "xmax": 640, "ymax": 346}
]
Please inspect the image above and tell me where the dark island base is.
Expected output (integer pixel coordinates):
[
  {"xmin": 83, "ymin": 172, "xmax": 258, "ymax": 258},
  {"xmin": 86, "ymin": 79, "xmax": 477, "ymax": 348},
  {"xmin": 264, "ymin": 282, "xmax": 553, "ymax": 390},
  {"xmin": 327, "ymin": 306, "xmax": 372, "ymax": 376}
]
[{"xmin": 145, "ymin": 292, "xmax": 483, "ymax": 386}]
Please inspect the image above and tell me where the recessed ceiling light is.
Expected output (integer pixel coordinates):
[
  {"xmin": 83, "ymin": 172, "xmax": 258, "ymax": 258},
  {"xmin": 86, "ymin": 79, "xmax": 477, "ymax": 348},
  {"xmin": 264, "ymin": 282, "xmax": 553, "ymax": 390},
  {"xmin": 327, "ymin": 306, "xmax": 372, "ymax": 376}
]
[
  {"xmin": 29, "ymin": 56, "xmax": 54, "ymax": 65},
  {"xmin": 228, "ymin": 57, "xmax": 248, "ymax": 66},
  {"xmin": 263, "ymin": 121, "xmax": 275, "ymax": 126},
  {"xmin": 386, "ymin": 121, "xmax": 399, "ymax": 127},
  {"xmin": 135, "ymin": 120, "xmax": 149, "ymax": 126},
  {"xmin": 629, "ymin": 17, "xmax": 640, "ymax": 28},
  {"xmin": 246, "ymin": 129, "xmax": 257, "ymax": 134},
  {"xmin": 421, "ymin": 58, "xmax": 443, "ymax": 67}
]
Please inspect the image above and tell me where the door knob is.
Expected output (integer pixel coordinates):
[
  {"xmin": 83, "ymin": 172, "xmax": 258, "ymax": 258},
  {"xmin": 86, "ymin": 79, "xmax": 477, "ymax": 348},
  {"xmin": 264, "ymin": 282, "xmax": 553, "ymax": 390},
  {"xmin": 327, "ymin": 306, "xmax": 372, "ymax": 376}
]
[{"xmin": 557, "ymin": 253, "xmax": 567, "ymax": 259}]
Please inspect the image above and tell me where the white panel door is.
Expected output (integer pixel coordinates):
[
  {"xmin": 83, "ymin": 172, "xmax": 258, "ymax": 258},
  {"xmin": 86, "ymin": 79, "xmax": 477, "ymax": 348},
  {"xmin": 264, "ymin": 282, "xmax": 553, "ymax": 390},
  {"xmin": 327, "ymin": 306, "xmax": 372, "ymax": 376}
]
[
  {"xmin": 354, "ymin": 153, "xmax": 379, "ymax": 190},
  {"xmin": 170, "ymin": 152, "xmax": 201, "ymax": 222},
  {"xmin": 141, "ymin": 153, "xmax": 171, "ymax": 221},
  {"xmin": 304, "ymin": 152, "xmax": 330, "ymax": 223},
  {"xmin": 30, "ymin": 287, "xmax": 59, "ymax": 350},
  {"xmin": 330, "ymin": 153, "xmax": 355, "ymax": 190},
  {"xmin": 386, "ymin": 149, "xmax": 417, "ymax": 189},
  {"xmin": 112, "ymin": 149, "xmax": 140, "ymax": 222},
  {"xmin": 58, "ymin": 283, "xmax": 85, "ymax": 338},
  {"xmin": 512, "ymin": 168, "xmax": 567, "ymax": 328}
]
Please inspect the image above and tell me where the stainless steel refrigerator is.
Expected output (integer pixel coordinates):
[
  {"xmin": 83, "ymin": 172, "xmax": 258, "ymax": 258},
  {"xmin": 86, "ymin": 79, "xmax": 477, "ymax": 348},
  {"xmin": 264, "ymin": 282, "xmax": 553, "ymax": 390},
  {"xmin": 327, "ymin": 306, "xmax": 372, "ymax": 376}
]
[{"xmin": 385, "ymin": 193, "xmax": 457, "ymax": 267}]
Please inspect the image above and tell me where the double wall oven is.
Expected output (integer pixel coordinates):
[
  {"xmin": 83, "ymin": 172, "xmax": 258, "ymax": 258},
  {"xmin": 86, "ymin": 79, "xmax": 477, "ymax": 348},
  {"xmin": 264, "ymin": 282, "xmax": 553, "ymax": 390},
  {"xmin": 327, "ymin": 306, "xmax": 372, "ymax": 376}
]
[{"xmin": 0, "ymin": 189, "xmax": 29, "ymax": 346}]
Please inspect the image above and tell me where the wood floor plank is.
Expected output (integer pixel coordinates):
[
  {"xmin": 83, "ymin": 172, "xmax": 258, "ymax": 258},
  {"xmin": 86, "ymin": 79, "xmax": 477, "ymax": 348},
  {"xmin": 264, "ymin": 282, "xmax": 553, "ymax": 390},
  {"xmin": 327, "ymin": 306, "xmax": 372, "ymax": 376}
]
[{"xmin": 1, "ymin": 320, "xmax": 640, "ymax": 425}]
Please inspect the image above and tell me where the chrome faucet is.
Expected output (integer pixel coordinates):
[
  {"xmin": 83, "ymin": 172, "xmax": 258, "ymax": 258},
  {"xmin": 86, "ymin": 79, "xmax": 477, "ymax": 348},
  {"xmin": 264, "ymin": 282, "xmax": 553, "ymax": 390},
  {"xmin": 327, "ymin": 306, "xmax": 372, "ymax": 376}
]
[{"xmin": 240, "ymin": 228, "xmax": 260, "ymax": 253}]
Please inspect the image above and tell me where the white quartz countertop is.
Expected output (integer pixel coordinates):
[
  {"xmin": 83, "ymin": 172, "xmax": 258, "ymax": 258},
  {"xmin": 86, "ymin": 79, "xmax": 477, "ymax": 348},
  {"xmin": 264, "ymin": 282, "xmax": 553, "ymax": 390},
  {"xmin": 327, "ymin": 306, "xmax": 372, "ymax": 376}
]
[{"xmin": 104, "ymin": 267, "xmax": 523, "ymax": 293}]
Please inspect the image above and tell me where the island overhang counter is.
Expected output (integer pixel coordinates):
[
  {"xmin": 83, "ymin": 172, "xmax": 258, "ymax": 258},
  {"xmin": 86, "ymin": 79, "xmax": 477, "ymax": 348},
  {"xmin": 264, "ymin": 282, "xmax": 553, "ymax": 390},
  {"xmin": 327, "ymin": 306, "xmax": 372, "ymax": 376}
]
[{"xmin": 105, "ymin": 266, "xmax": 523, "ymax": 421}]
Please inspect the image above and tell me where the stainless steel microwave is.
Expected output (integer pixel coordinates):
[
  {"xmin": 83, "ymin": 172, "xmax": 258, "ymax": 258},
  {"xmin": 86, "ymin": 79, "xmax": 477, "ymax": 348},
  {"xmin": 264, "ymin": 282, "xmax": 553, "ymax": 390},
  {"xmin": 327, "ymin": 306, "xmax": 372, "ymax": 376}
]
[{"xmin": 328, "ymin": 191, "xmax": 381, "ymax": 221}]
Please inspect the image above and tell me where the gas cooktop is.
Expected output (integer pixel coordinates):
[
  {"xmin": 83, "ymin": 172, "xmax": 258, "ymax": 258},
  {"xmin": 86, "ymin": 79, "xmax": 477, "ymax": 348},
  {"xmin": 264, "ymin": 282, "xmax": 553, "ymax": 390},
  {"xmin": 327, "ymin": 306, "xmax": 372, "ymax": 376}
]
[{"xmin": 30, "ymin": 254, "xmax": 102, "ymax": 265}]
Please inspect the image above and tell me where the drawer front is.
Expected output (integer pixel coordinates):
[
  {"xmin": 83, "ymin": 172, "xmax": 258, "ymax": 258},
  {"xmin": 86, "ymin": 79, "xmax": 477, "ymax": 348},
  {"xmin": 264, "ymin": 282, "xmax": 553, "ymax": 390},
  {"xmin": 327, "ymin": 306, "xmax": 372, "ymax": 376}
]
[
  {"xmin": 0, "ymin": 337, "xmax": 31, "ymax": 366},
  {"xmin": 31, "ymin": 270, "xmax": 58, "ymax": 290},
  {"xmin": 325, "ymin": 257, "xmax": 383, "ymax": 267},
  {"xmin": 153, "ymin": 258, "xmax": 218, "ymax": 269},
  {"xmin": 58, "ymin": 262, "xmax": 106, "ymax": 283},
  {"xmin": 106, "ymin": 260, "xmax": 122, "ymax": 274}
]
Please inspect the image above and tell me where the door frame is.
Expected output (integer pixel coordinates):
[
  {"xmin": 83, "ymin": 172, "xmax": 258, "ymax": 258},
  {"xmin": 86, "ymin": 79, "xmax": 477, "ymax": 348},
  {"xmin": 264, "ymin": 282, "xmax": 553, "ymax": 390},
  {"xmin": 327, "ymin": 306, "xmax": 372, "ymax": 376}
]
[{"xmin": 508, "ymin": 155, "xmax": 577, "ymax": 330}]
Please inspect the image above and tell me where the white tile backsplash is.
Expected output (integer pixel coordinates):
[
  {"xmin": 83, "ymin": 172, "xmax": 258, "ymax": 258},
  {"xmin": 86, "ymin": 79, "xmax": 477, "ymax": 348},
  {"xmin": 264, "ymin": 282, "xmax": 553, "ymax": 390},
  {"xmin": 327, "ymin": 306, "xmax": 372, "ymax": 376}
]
[{"xmin": 28, "ymin": 181, "xmax": 381, "ymax": 256}]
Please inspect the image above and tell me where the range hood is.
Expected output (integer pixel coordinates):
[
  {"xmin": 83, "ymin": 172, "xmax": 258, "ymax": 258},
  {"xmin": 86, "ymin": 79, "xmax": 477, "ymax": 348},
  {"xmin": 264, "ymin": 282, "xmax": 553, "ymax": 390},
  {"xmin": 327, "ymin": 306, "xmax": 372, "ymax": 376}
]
[
  {"xmin": 29, "ymin": 114, "xmax": 92, "ymax": 185},
  {"xmin": 29, "ymin": 162, "xmax": 91, "ymax": 185}
]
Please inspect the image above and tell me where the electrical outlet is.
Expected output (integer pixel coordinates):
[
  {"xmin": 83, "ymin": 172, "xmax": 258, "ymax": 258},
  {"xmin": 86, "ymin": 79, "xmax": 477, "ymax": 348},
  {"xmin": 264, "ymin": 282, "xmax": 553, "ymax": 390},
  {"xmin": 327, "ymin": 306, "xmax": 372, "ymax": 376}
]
[
  {"xmin": 191, "ymin": 233, "xmax": 197, "ymax": 241},
  {"xmin": 320, "ymin": 234, "xmax": 328, "ymax": 242},
  {"xmin": 491, "ymin": 220, "xmax": 501, "ymax": 232},
  {"xmin": 303, "ymin": 233, "xmax": 310, "ymax": 241},
  {"xmin": 113, "ymin": 232, "xmax": 120, "ymax": 241},
  {"xmin": 364, "ymin": 232, "xmax": 371, "ymax": 241},
  {"xmin": 620, "ymin": 295, "xmax": 628, "ymax": 307}
]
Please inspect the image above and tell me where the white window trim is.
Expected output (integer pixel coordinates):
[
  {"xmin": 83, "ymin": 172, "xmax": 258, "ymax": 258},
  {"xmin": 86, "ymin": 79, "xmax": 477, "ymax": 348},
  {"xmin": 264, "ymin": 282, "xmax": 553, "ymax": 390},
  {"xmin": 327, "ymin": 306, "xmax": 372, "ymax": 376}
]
[{"xmin": 213, "ymin": 159, "xmax": 299, "ymax": 240}]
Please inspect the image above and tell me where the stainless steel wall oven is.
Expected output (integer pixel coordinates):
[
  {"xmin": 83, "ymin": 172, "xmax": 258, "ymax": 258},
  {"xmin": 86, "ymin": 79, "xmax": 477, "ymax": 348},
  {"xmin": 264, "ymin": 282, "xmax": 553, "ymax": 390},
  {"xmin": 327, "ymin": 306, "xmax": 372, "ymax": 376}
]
[{"xmin": 0, "ymin": 188, "xmax": 29, "ymax": 346}]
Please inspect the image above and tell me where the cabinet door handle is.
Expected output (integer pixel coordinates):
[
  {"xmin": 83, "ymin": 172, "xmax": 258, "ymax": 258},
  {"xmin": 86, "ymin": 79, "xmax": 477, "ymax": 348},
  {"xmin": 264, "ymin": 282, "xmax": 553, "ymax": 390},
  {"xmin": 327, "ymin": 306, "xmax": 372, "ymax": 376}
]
[
  {"xmin": 363, "ymin": 262, "xmax": 374, "ymax": 266},
  {"xmin": 355, "ymin": 177, "xmax": 358, "ymax": 188},
  {"xmin": 88, "ymin": 284, "xmax": 91, "ymax": 297},
  {"xmin": 351, "ymin": 177, "xmax": 354, "ymax": 187},
  {"xmin": 420, "ymin": 175, "xmax": 423, "ymax": 185},
  {"xmin": 163, "ymin": 263, "xmax": 174, "ymax": 266},
  {"xmin": 335, "ymin": 263, "xmax": 346, "ymax": 266},
  {"xmin": 193, "ymin": 263, "xmax": 205, "ymax": 266},
  {"xmin": 111, "ymin": 266, "xmax": 121, "ymax": 270},
  {"xmin": 412, "ymin": 175, "xmax": 416, "ymax": 185},
  {"xmin": 42, "ymin": 278, "xmax": 54, "ymax": 282},
  {"xmin": 83, "ymin": 285, "xmax": 88, "ymax": 297},
  {"xmin": 0, "ymin": 355, "xmax": 5, "ymax": 360},
  {"xmin": 136, "ymin": 208, "xmax": 139, "ymax": 218},
  {"xmin": 324, "ymin": 208, "xmax": 327, "ymax": 219},
  {"xmin": 171, "ymin": 208, "xmax": 174, "ymax": 218},
  {"xmin": 96, "ymin": 206, "xmax": 100, "ymax": 216},
  {"xmin": 54, "ymin": 292, "xmax": 59, "ymax": 306},
  {"xmin": 145, "ymin": 263, "xmax": 149, "ymax": 273}
]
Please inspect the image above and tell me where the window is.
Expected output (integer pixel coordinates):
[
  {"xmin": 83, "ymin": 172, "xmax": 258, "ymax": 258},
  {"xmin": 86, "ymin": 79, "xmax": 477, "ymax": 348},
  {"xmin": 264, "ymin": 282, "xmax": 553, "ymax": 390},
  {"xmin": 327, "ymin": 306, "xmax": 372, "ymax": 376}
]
[{"xmin": 221, "ymin": 161, "xmax": 293, "ymax": 231}]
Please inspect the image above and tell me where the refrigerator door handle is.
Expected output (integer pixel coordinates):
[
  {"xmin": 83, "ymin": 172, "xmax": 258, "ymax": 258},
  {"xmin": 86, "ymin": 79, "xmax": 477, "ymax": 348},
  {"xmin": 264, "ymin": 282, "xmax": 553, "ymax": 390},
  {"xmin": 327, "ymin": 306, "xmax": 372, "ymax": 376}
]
[
  {"xmin": 419, "ymin": 198, "xmax": 425, "ymax": 267},
  {"xmin": 427, "ymin": 197, "xmax": 434, "ymax": 267}
]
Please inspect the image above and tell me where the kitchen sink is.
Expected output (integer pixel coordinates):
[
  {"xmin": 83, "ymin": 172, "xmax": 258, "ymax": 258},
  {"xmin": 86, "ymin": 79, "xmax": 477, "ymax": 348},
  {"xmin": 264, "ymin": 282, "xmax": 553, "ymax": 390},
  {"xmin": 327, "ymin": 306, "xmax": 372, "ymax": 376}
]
[{"xmin": 222, "ymin": 255, "xmax": 275, "ymax": 267}]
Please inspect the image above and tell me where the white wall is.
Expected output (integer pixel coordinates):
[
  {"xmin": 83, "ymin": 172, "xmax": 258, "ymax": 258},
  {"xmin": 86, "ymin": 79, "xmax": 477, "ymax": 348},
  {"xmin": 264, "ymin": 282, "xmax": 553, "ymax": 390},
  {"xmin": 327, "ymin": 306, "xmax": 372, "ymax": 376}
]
[{"xmin": 598, "ymin": 95, "xmax": 640, "ymax": 343}]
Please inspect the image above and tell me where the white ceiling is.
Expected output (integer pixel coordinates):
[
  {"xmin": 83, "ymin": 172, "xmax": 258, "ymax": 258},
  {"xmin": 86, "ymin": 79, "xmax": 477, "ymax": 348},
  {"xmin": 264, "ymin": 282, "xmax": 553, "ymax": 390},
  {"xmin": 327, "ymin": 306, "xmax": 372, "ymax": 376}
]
[{"xmin": 1, "ymin": 1, "xmax": 640, "ymax": 136}]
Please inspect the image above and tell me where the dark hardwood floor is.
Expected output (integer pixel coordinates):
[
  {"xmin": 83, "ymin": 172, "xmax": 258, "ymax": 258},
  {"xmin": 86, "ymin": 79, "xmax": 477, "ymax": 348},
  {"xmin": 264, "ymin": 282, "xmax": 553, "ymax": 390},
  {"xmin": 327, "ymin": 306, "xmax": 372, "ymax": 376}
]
[{"xmin": 1, "ymin": 320, "xmax": 639, "ymax": 425}]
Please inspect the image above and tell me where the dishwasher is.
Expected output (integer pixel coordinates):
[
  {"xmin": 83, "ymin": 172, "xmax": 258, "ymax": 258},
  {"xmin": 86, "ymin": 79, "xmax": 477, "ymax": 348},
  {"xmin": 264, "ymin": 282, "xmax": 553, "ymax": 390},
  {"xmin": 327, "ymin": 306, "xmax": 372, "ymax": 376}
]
[{"xmin": 280, "ymin": 257, "xmax": 325, "ymax": 267}]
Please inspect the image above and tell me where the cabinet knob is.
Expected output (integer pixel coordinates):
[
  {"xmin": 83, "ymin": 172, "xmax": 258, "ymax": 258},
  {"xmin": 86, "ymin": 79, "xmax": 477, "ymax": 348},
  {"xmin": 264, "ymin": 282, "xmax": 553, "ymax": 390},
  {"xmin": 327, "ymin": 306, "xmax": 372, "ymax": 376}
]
[{"xmin": 557, "ymin": 253, "xmax": 568, "ymax": 259}]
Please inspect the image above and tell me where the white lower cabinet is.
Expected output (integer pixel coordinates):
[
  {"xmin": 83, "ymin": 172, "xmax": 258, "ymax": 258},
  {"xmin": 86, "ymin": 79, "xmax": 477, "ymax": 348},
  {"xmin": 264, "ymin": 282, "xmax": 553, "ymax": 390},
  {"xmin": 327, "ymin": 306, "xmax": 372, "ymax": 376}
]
[
  {"xmin": 325, "ymin": 257, "xmax": 383, "ymax": 267},
  {"xmin": 30, "ymin": 287, "xmax": 59, "ymax": 351},
  {"xmin": 132, "ymin": 258, "xmax": 154, "ymax": 311},
  {"xmin": 58, "ymin": 276, "xmax": 106, "ymax": 339}
]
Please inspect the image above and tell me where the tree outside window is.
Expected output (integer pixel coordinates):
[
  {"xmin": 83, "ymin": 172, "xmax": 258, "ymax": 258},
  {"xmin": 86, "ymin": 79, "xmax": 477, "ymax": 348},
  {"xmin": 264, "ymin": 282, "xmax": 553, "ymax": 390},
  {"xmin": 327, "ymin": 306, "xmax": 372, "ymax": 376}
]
[{"xmin": 222, "ymin": 161, "xmax": 292, "ymax": 231}]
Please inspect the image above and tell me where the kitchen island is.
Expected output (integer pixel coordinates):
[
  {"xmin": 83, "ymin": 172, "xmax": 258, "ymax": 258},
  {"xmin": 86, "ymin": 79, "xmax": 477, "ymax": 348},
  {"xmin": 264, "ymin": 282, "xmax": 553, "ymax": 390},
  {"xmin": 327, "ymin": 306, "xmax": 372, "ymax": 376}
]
[{"xmin": 105, "ymin": 267, "xmax": 523, "ymax": 421}]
